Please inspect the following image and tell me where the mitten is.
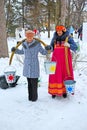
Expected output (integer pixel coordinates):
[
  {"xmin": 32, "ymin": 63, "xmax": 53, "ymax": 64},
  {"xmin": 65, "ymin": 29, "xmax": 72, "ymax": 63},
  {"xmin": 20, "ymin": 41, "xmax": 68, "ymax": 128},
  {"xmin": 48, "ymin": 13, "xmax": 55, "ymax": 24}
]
[
  {"xmin": 64, "ymin": 42, "xmax": 70, "ymax": 48},
  {"xmin": 45, "ymin": 45, "xmax": 52, "ymax": 50},
  {"xmin": 11, "ymin": 47, "xmax": 16, "ymax": 52}
]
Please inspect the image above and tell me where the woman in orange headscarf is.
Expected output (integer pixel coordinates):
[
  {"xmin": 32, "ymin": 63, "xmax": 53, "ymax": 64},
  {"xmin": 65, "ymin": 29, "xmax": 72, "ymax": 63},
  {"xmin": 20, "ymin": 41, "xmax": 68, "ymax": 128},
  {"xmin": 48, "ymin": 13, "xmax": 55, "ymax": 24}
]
[{"xmin": 46, "ymin": 25, "xmax": 77, "ymax": 98}]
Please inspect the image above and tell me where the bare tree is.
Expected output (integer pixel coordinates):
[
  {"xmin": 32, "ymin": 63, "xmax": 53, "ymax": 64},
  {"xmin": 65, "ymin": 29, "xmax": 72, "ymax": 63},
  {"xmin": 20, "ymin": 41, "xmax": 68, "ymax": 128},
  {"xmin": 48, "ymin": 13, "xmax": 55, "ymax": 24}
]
[
  {"xmin": 73, "ymin": 0, "xmax": 86, "ymax": 26},
  {"xmin": 60, "ymin": 0, "xmax": 67, "ymax": 25},
  {"xmin": 66, "ymin": 0, "xmax": 87, "ymax": 27},
  {"xmin": 54, "ymin": 0, "xmax": 68, "ymax": 26},
  {"xmin": 0, "ymin": 0, "xmax": 8, "ymax": 57},
  {"xmin": 55, "ymin": 0, "xmax": 61, "ymax": 25},
  {"xmin": 4, "ymin": 0, "xmax": 87, "ymax": 38}
]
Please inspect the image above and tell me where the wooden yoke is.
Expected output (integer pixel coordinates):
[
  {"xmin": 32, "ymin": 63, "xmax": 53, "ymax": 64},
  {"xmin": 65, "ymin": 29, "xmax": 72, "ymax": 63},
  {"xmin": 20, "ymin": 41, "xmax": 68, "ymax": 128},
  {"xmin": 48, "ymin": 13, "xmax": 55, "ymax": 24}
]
[
  {"xmin": 9, "ymin": 37, "xmax": 48, "ymax": 65},
  {"xmin": 65, "ymin": 37, "xmax": 70, "ymax": 77}
]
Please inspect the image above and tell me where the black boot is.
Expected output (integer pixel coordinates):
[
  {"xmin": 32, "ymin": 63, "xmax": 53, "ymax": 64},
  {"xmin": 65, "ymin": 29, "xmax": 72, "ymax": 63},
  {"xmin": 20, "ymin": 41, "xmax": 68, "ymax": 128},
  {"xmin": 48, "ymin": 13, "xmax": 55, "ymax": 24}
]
[
  {"xmin": 28, "ymin": 96, "xmax": 32, "ymax": 101},
  {"xmin": 52, "ymin": 95, "xmax": 56, "ymax": 98},
  {"xmin": 63, "ymin": 93, "xmax": 67, "ymax": 98}
]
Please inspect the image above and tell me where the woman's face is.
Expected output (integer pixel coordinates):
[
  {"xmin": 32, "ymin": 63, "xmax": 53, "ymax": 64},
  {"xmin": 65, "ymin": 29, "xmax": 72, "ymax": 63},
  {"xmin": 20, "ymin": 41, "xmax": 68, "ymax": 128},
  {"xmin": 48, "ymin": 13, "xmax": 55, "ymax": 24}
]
[
  {"xmin": 57, "ymin": 30, "xmax": 63, "ymax": 36},
  {"xmin": 26, "ymin": 36, "xmax": 33, "ymax": 43},
  {"xmin": 26, "ymin": 34, "xmax": 34, "ymax": 43}
]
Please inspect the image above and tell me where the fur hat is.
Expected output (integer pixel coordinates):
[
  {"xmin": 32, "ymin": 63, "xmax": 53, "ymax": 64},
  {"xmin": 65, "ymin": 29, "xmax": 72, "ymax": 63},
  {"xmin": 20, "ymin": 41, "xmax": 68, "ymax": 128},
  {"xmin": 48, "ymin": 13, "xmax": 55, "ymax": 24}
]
[
  {"xmin": 56, "ymin": 25, "xmax": 66, "ymax": 32},
  {"xmin": 25, "ymin": 30, "xmax": 35, "ymax": 38}
]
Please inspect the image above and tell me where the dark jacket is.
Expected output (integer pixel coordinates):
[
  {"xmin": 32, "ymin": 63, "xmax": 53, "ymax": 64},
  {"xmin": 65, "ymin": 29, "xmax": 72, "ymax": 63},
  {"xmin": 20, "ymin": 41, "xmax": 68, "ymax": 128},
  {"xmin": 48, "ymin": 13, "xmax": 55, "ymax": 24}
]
[{"xmin": 50, "ymin": 31, "xmax": 78, "ymax": 52}]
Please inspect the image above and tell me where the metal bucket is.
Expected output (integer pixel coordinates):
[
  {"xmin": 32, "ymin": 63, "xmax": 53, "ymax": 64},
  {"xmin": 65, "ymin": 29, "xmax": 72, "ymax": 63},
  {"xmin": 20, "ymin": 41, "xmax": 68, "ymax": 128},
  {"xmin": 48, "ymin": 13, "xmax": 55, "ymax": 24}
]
[
  {"xmin": 4, "ymin": 66, "xmax": 16, "ymax": 84},
  {"xmin": 64, "ymin": 80, "xmax": 76, "ymax": 95},
  {"xmin": 44, "ymin": 61, "xmax": 57, "ymax": 74}
]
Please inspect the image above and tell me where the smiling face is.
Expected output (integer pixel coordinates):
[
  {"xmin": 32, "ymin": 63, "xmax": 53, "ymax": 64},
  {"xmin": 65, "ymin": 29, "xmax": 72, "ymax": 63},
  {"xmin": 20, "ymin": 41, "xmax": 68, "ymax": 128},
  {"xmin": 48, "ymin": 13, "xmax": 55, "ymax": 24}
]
[
  {"xmin": 57, "ymin": 30, "xmax": 63, "ymax": 36},
  {"xmin": 26, "ymin": 34, "xmax": 34, "ymax": 42},
  {"xmin": 25, "ymin": 30, "xmax": 35, "ymax": 43}
]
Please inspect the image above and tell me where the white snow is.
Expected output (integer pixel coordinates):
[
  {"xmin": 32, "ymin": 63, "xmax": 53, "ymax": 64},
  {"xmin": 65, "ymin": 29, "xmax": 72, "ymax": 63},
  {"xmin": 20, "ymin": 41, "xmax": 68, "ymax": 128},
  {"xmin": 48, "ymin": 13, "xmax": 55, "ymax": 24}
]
[{"xmin": 0, "ymin": 31, "xmax": 87, "ymax": 130}]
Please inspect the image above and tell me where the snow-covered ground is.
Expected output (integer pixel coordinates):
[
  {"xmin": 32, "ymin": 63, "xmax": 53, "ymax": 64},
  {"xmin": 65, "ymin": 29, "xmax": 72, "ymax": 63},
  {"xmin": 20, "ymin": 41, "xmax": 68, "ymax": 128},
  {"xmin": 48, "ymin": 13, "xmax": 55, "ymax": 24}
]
[{"xmin": 0, "ymin": 31, "xmax": 87, "ymax": 130}]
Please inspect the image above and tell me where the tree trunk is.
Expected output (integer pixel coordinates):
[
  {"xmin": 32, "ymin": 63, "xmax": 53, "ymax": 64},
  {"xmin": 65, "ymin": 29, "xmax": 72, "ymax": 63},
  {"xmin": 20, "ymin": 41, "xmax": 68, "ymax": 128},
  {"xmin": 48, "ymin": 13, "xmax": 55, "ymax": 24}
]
[
  {"xmin": 0, "ymin": 0, "xmax": 8, "ymax": 57},
  {"xmin": 48, "ymin": 0, "xmax": 51, "ymax": 38},
  {"xmin": 60, "ymin": 0, "xmax": 67, "ymax": 25},
  {"xmin": 54, "ymin": 0, "xmax": 60, "ymax": 25},
  {"xmin": 66, "ymin": 0, "xmax": 71, "ymax": 27}
]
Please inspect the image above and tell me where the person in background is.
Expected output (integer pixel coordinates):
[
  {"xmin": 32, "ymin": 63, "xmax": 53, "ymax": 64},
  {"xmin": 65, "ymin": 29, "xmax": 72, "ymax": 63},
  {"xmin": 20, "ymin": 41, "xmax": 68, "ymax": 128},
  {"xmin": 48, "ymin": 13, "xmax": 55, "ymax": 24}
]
[
  {"xmin": 45, "ymin": 25, "xmax": 78, "ymax": 98},
  {"xmin": 73, "ymin": 28, "xmax": 79, "ymax": 41},
  {"xmin": 33, "ymin": 28, "xmax": 41, "ymax": 39},
  {"xmin": 33, "ymin": 28, "xmax": 37, "ymax": 35},
  {"xmin": 11, "ymin": 30, "xmax": 49, "ymax": 102},
  {"xmin": 73, "ymin": 28, "xmax": 80, "ymax": 52},
  {"xmin": 78, "ymin": 25, "xmax": 82, "ymax": 40}
]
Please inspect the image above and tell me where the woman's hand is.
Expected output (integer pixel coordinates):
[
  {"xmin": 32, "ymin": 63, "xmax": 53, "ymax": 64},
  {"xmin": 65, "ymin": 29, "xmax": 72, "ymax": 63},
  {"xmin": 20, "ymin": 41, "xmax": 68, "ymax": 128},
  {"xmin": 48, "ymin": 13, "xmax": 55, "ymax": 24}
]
[
  {"xmin": 45, "ymin": 45, "xmax": 52, "ymax": 50},
  {"xmin": 64, "ymin": 42, "xmax": 70, "ymax": 48},
  {"xmin": 11, "ymin": 47, "xmax": 16, "ymax": 52}
]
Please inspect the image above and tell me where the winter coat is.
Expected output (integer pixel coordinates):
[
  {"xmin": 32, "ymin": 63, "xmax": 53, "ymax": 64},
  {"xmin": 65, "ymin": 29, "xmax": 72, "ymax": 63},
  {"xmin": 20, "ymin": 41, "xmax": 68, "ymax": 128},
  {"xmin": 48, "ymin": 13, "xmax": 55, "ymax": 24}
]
[
  {"xmin": 50, "ymin": 31, "xmax": 78, "ymax": 52},
  {"xmin": 15, "ymin": 40, "xmax": 48, "ymax": 78}
]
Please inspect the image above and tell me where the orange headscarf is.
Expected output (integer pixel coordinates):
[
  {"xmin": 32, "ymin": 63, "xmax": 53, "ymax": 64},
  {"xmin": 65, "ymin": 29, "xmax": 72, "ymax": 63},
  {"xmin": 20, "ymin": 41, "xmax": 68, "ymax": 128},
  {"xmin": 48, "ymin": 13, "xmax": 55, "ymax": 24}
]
[{"xmin": 56, "ymin": 25, "xmax": 66, "ymax": 32}]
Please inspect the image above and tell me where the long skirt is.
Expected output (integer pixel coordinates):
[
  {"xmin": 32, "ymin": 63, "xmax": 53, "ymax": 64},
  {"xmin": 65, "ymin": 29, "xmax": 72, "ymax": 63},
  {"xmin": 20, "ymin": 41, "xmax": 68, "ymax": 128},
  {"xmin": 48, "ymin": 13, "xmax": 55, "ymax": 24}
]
[{"xmin": 48, "ymin": 46, "xmax": 74, "ymax": 96}]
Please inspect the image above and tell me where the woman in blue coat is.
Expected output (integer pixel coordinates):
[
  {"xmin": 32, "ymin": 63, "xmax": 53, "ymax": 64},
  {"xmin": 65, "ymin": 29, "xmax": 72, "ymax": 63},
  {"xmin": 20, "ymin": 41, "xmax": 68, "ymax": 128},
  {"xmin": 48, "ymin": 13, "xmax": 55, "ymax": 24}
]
[{"xmin": 11, "ymin": 30, "xmax": 48, "ymax": 102}]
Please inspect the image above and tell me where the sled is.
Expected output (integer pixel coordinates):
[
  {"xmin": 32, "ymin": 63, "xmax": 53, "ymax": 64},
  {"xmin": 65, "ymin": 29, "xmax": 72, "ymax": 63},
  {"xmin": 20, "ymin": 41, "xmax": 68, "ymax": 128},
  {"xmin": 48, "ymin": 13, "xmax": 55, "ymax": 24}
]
[{"xmin": 0, "ymin": 75, "xmax": 20, "ymax": 89}]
